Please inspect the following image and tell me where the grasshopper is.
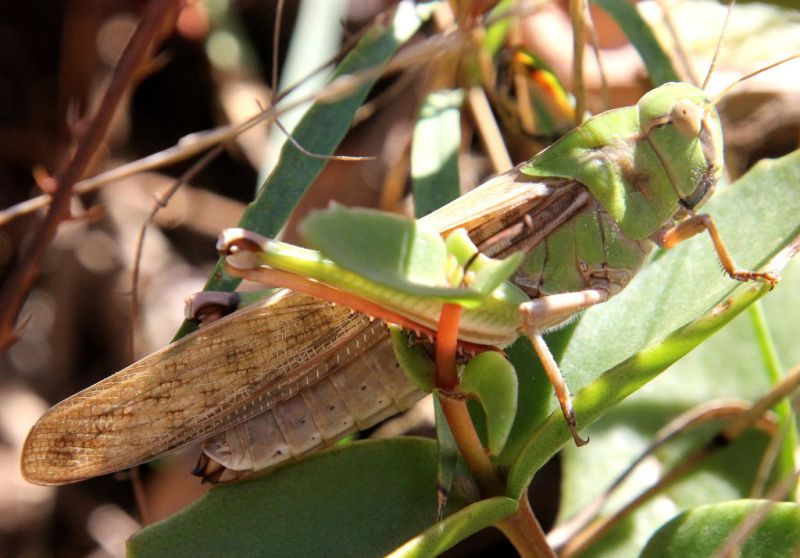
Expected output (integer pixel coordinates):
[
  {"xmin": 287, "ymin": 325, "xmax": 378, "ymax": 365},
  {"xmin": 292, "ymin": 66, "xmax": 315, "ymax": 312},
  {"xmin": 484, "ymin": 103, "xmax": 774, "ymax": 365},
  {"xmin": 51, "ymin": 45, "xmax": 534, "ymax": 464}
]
[{"xmin": 21, "ymin": 72, "xmax": 779, "ymax": 485}]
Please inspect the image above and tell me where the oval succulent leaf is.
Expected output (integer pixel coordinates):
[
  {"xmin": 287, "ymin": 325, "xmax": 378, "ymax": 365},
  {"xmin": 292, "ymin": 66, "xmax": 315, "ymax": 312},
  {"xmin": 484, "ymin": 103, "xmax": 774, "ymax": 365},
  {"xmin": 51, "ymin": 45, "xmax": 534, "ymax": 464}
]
[
  {"xmin": 302, "ymin": 203, "xmax": 449, "ymax": 288},
  {"xmin": 390, "ymin": 326, "xmax": 436, "ymax": 393},
  {"xmin": 445, "ymin": 229, "xmax": 524, "ymax": 295},
  {"xmin": 641, "ymin": 500, "xmax": 800, "ymax": 558},
  {"xmin": 460, "ymin": 351, "xmax": 519, "ymax": 455}
]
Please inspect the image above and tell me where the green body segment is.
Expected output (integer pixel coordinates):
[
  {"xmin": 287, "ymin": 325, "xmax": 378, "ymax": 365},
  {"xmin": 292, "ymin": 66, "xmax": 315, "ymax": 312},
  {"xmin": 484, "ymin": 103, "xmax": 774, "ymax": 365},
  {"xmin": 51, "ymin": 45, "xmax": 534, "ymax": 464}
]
[
  {"xmin": 521, "ymin": 82, "xmax": 723, "ymax": 241},
  {"xmin": 518, "ymin": 204, "xmax": 651, "ymax": 298}
]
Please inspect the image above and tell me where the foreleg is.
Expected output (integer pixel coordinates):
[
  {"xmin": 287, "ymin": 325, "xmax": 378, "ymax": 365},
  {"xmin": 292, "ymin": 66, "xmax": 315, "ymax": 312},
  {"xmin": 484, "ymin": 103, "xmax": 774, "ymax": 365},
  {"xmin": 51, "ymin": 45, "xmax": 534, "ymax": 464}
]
[{"xmin": 653, "ymin": 212, "xmax": 778, "ymax": 287}]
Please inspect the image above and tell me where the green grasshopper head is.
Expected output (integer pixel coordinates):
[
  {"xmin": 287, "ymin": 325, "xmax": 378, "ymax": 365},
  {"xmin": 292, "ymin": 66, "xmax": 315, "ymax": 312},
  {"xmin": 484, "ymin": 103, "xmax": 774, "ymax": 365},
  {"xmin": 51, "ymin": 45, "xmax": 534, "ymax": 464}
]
[{"xmin": 638, "ymin": 82, "xmax": 724, "ymax": 212}]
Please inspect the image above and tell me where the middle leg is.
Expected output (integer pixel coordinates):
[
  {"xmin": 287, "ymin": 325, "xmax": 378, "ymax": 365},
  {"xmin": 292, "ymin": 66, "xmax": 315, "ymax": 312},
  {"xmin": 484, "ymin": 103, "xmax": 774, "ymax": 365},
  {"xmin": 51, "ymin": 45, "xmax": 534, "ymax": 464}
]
[{"xmin": 519, "ymin": 288, "xmax": 610, "ymax": 446}]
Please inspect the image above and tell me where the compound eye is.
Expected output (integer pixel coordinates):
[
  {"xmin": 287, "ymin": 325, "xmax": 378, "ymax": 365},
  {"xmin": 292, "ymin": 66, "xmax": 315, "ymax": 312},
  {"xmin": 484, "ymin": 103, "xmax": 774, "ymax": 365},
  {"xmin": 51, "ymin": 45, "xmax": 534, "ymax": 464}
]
[{"xmin": 671, "ymin": 98, "xmax": 702, "ymax": 137}]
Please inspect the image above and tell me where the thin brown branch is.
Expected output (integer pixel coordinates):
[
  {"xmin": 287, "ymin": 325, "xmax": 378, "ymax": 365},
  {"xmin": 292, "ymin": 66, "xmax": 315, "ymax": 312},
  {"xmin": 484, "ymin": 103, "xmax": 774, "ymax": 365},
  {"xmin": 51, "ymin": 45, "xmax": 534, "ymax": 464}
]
[
  {"xmin": 654, "ymin": 0, "xmax": 700, "ymax": 86},
  {"xmin": 0, "ymin": 0, "xmax": 182, "ymax": 351},
  {"xmin": 129, "ymin": 466, "xmax": 151, "ymax": 526},
  {"xmin": 712, "ymin": 469, "xmax": 800, "ymax": 558},
  {"xmin": 272, "ymin": 116, "xmax": 375, "ymax": 162},
  {"xmin": 468, "ymin": 86, "xmax": 512, "ymax": 173},
  {"xmin": 548, "ymin": 400, "xmax": 776, "ymax": 550},
  {"xmin": 560, "ymin": 444, "xmax": 710, "ymax": 558},
  {"xmin": 749, "ymin": 425, "xmax": 785, "ymax": 498},
  {"xmin": 497, "ymin": 492, "xmax": 557, "ymax": 558},
  {"xmin": 129, "ymin": 144, "xmax": 226, "ymax": 359},
  {"xmin": 0, "ymin": 29, "xmax": 467, "ymax": 228},
  {"xmin": 583, "ymin": 4, "xmax": 608, "ymax": 110},
  {"xmin": 272, "ymin": 0, "xmax": 285, "ymax": 96}
]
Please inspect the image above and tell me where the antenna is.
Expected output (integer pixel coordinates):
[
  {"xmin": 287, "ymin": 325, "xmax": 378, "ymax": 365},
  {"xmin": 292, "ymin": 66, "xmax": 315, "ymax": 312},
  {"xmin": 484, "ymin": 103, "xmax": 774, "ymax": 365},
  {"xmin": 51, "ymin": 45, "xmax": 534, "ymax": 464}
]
[
  {"xmin": 711, "ymin": 53, "xmax": 800, "ymax": 107},
  {"xmin": 701, "ymin": 0, "xmax": 737, "ymax": 90}
]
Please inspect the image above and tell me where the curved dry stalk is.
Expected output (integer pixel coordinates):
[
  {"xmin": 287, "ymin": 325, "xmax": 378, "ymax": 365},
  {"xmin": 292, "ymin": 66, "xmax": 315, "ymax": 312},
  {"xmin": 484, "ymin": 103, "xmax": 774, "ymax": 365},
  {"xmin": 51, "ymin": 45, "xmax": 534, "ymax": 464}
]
[
  {"xmin": 701, "ymin": 0, "xmax": 736, "ymax": 90},
  {"xmin": 724, "ymin": 363, "xmax": 800, "ymax": 440},
  {"xmin": 468, "ymin": 86, "xmax": 513, "ymax": 173},
  {"xmin": 569, "ymin": 0, "xmax": 587, "ymax": 124},
  {"xmin": 272, "ymin": 116, "xmax": 375, "ymax": 162},
  {"xmin": 711, "ymin": 469, "xmax": 800, "ymax": 558},
  {"xmin": 129, "ymin": 144, "xmax": 226, "ymax": 358},
  {"xmin": 271, "ymin": 0, "xmax": 286, "ymax": 96},
  {"xmin": 583, "ymin": 3, "xmax": 608, "ymax": 110},
  {"xmin": 654, "ymin": 0, "xmax": 700, "ymax": 85},
  {"xmin": 749, "ymin": 424, "xmax": 786, "ymax": 498},
  {"xmin": 547, "ymin": 400, "xmax": 776, "ymax": 550},
  {"xmin": 557, "ymin": 362, "xmax": 800, "ymax": 557}
]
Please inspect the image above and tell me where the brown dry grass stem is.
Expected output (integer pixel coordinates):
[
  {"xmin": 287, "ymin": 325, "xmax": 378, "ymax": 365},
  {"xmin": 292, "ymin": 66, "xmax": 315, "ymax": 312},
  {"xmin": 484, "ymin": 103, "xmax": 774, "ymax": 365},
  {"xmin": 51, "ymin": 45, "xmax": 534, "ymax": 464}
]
[
  {"xmin": 0, "ymin": 0, "xmax": 182, "ymax": 351},
  {"xmin": 558, "ymin": 362, "xmax": 800, "ymax": 557}
]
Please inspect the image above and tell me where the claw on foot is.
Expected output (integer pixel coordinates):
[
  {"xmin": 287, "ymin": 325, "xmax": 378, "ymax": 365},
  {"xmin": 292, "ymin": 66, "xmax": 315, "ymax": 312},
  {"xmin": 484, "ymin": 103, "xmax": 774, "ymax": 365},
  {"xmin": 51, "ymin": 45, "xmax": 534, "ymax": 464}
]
[
  {"xmin": 571, "ymin": 430, "xmax": 590, "ymax": 447},
  {"xmin": 566, "ymin": 410, "xmax": 589, "ymax": 447},
  {"xmin": 731, "ymin": 270, "xmax": 780, "ymax": 289}
]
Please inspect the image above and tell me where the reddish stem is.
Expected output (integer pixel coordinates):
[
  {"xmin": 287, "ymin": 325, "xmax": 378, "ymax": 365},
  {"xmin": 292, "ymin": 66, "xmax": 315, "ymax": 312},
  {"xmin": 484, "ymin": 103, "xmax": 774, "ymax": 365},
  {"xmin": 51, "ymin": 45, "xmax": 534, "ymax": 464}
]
[
  {"xmin": 497, "ymin": 492, "xmax": 557, "ymax": 558},
  {"xmin": 435, "ymin": 303, "xmax": 462, "ymax": 390},
  {"xmin": 435, "ymin": 304, "xmax": 501, "ymax": 494},
  {"xmin": 434, "ymin": 304, "xmax": 554, "ymax": 558}
]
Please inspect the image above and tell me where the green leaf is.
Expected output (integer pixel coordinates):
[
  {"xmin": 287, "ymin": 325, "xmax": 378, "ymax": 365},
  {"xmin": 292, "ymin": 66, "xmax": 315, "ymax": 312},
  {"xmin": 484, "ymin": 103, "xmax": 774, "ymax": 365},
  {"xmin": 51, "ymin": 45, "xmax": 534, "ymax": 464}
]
[
  {"xmin": 302, "ymin": 204, "xmax": 450, "ymax": 290},
  {"xmin": 640, "ymin": 500, "xmax": 800, "ymax": 558},
  {"xmin": 553, "ymin": 258, "xmax": 800, "ymax": 556},
  {"xmin": 460, "ymin": 352, "xmax": 519, "ymax": 456},
  {"xmin": 591, "ymin": 0, "xmax": 679, "ymax": 85},
  {"xmin": 299, "ymin": 205, "xmax": 491, "ymax": 304},
  {"xmin": 391, "ymin": 326, "xmax": 436, "ymax": 392},
  {"xmin": 504, "ymin": 149, "xmax": 800, "ymax": 499},
  {"xmin": 412, "ymin": 89, "xmax": 464, "ymax": 218},
  {"xmin": 173, "ymin": 2, "xmax": 427, "ymax": 339},
  {"xmin": 445, "ymin": 229, "xmax": 524, "ymax": 295},
  {"xmin": 443, "ymin": 228, "xmax": 479, "ymax": 265},
  {"xmin": 467, "ymin": 252, "xmax": 524, "ymax": 296},
  {"xmin": 388, "ymin": 497, "xmax": 518, "ymax": 557},
  {"xmin": 128, "ymin": 439, "xmax": 446, "ymax": 558},
  {"xmin": 482, "ymin": 0, "xmax": 515, "ymax": 57}
]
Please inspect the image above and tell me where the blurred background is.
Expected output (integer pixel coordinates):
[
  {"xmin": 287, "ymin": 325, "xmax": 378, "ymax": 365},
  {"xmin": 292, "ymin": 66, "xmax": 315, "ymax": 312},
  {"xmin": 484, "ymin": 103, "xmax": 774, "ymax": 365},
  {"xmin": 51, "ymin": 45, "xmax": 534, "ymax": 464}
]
[{"xmin": 1, "ymin": 1, "xmax": 798, "ymax": 556}]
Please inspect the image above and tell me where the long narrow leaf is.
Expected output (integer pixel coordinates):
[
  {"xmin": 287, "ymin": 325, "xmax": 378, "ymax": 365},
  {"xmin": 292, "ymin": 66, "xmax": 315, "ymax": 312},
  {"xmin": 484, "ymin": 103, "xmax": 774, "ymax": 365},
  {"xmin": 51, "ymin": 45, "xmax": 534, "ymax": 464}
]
[
  {"xmin": 175, "ymin": 2, "xmax": 428, "ymax": 338},
  {"xmin": 412, "ymin": 88, "xmax": 464, "ymax": 218},
  {"xmin": 592, "ymin": 0, "xmax": 679, "ymax": 85}
]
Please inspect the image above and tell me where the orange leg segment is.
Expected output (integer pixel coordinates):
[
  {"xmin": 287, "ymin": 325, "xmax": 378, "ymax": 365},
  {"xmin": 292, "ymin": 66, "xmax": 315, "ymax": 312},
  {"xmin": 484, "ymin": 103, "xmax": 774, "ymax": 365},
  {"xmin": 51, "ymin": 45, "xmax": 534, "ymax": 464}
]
[{"xmin": 654, "ymin": 212, "xmax": 779, "ymax": 287}]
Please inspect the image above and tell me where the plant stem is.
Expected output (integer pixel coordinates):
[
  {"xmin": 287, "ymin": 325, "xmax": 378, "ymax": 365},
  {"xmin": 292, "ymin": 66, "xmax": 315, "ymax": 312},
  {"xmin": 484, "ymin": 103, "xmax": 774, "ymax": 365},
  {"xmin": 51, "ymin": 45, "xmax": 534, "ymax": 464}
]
[
  {"xmin": 497, "ymin": 492, "xmax": 557, "ymax": 558},
  {"xmin": 435, "ymin": 303, "xmax": 463, "ymax": 391},
  {"xmin": 435, "ymin": 303, "xmax": 555, "ymax": 558},
  {"xmin": 747, "ymin": 302, "xmax": 797, "ymax": 489},
  {"xmin": 438, "ymin": 393, "xmax": 504, "ymax": 496}
]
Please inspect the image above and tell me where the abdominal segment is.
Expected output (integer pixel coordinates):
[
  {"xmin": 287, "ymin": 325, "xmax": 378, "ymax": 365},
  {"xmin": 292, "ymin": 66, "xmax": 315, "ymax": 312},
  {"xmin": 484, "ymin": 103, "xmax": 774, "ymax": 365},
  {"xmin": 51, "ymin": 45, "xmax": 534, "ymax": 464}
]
[{"xmin": 198, "ymin": 326, "xmax": 424, "ymax": 482}]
